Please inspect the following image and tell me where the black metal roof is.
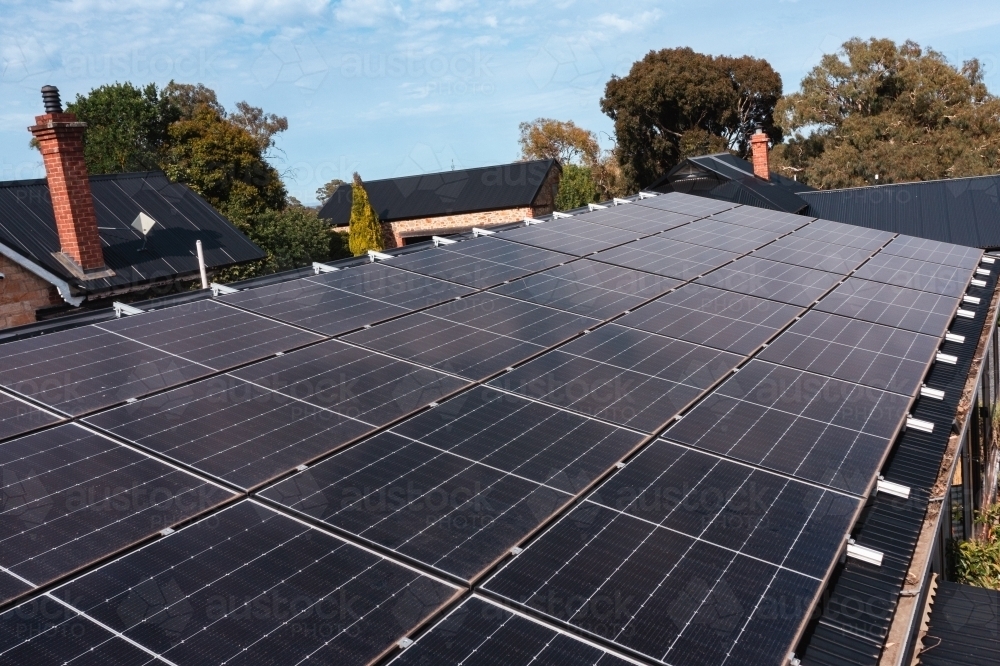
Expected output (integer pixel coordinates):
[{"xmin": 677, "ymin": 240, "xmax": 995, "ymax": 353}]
[
  {"xmin": 800, "ymin": 175, "xmax": 1000, "ymax": 250},
  {"xmin": 317, "ymin": 159, "xmax": 558, "ymax": 226},
  {"xmin": 647, "ymin": 153, "xmax": 814, "ymax": 214},
  {"xmin": 916, "ymin": 579, "xmax": 1000, "ymax": 665},
  {"xmin": 0, "ymin": 171, "xmax": 264, "ymax": 297}
]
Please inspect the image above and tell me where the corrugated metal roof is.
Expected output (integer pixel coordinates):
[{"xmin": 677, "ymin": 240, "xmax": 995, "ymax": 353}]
[
  {"xmin": 317, "ymin": 159, "xmax": 558, "ymax": 225},
  {"xmin": 916, "ymin": 579, "xmax": 1000, "ymax": 665},
  {"xmin": 0, "ymin": 171, "xmax": 264, "ymax": 296},
  {"xmin": 800, "ymin": 175, "xmax": 1000, "ymax": 249}
]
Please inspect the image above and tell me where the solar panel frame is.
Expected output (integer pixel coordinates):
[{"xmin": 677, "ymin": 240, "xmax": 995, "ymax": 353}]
[
  {"xmin": 498, "ymin": 219, "xmax": 645, "ymax": 256},
  {"xmin": 815, "ymin": 277, "xmax": 962, "ymax": 337},
  {"xmin": 444, "ymin": 236, "xmax": 577, "ymax": 272},
  {"xmin": 375, "ymin": 248, "xmax": 533, "ymax": 289},
  {"xmin": 571, "ymin": 205, "xmax": 699, "ymax": 234},
  {"xmin": 751, "ymin": 235, "xmax": 876, "ymax": 274},
  {"xmin": 656, "ymin": 219, "xmax": 784, "ymax": 253},
  {"xmin": 305, "ymin": 261, "xmax": 477, "ymax": 309},
  {"xmin": 851, "ymin": 252, "xmax": 974, "ymax": 297},
  {"xmin": 697, "ymin": 256, "xmax": 843, "ymax": 306},
  {"xmin": 422, "ymin": 293, "xmax": 601, "ymax": 344},
  {"xmin": 632, "ymin": 192, "xmax": 737, "ymax": 217},
  {"xmin": 709, "ymin": 207, "xmax": 813, "ymax": 233},
  {"xmin": 0, "ymin": 390, "xmax": 63, "ymax": 443},
  {"xmin": 592, "ymin": 238, "xmax": 740, "ymax": 280},
  {"xmin": 880, "ymin": 235, "xmax": 984, "ymax": 269},
  {"xmin": 792, "ymin": 219, "xmax": 895, "ymax": 250}
]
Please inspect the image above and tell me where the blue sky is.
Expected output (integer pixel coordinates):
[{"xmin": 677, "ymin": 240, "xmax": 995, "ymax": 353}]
[{"xmin": 2, "ymin": 0, "xmax": 1000, "ymax": 202}]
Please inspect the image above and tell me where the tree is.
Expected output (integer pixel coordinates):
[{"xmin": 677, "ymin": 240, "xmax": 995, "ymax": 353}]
[
  {"xmin": 63, "ymin": 82, "xmax": 179, "ymax": 174},
  {"xmin": 248, "ymin": 207, "xmax": 332, "ymax": 274},
  {"xmin": 555, "ymin": 164, "xmax": 599, "ymax": 210},
  {"xmin": 519, "ymin": 118, "xmax": 600, "ymax": 165},
  {"xmin": 348, "ymin": 173, "xmax": 383, "ymax": 256},
  {"xmin": 162, "ymin": 81, "xmax": 224, "ymax": 120},
  {"xmin": 772, "ymin": 38, "xmax": 1000, "ymax": 187},
  {"xmin": 601, "ymin": 47, "xmax": 783, "ymax": 190},
  {"xmin": 228, "ymin": 101, "xmax": 288, "ymax": 155},
  {"xmin": 316, "ymin": 178, "xmax": 347, "ymax": 204}
]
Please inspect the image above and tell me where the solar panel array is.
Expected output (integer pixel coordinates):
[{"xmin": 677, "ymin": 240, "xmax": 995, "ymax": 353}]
[{"xmin": 0, "ymin": 190, "xmax": 987, "ymax": 666}]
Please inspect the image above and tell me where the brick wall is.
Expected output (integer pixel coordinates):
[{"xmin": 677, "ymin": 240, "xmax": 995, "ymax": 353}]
[
  {"xmin": 0, "ymin": 256, "xmax": 61, "ymax": 328},
  {"xmin": 529, "ymin": 164, "xmax": 561, "ymax": 218}
]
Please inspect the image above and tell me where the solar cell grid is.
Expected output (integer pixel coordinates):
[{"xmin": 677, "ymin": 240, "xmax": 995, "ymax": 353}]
[
  {"xmin": 55, "ymin": 501, "xmax": 460, "ymax": 666},
  {"xmin": 260, "ymin": 390, "xmax": 643, "ymax": 581},
  {"xmin": 709, "ymin": 207, "xmax": 812, "ymax": 233},
  {"xmin": 617, "ymin": 283, "xmax": 803, "ymax": 355},
  {"xmin": 491, "ymin": 324, "xmax": 741, "ymax": 432},
  {"xmin": 751, "ymin": 235, "xmax": 875, "ymax": 274},
  {"xmin": 574, "ymin": 205, "xmax": 698, "ymax": 234},
  {"xmin": 792, "ymin": 219, "xmax": 894, "ymax": 250},
  {"xmin": 307, "ymin": 261, "xmax": 477, "ymax": 308},
  {"xmin": 593, "ymin": 238, "xmax": 739, "ymax": 279},
  {"xmin": 758, "ymin": 311, "xmax": 938, "ymax": 396},
  {"xmin": 852, "ymin": 252, "xmax": 972, "ymax": 297},
  {"xmin": 376, "ymin": 247, "xmax": 531, "ymax": 289},
  {"xmin": 881, "ymin": 235, "xmax": 984, "ymax": 269},
  {"xmin": 425, "ymin": 293, "xmax": 600, "ymax": 344},
  {"xmin": 444, "ymin": 236, "xmax": 575, "ymax": 272},
  {"xmin": 633, "ymin": 191, "xmax": 736, "ymax": 217},
  {"xmin": 656, "ymin": 219, "xmax": 782, "ymax": 253},
  {"xmin": 0, "ymin": 391, "xmax": 62, "ymax": 442},
  {"xmin": 499, "ymin": 219, "xmax": 643, "ymax": 256},
  {"xmin": 664, "ymin": 360, "xmax": 910, "ymax": 495},
  {"xmin": 491, "ymin": 259, "xmax": 678, "ymax": 319},
  {"xmin": 0, "ymin": 424, "xmax": 235, "ymax": 605},
  {"xmin": 697, "ymin": 256, "xmax": 842, "ymax": 306},
  {"xmin": 815, "ymin": 277, "xmax": 960, "ymax": 337}
]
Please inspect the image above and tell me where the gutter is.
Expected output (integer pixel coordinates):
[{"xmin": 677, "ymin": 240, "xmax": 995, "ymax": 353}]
[{"xmin": 0, "ymin": 241, "xmax": 85, "ymax": 307}]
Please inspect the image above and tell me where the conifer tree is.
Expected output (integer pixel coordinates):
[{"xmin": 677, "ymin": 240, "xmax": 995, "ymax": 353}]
[{"xmin": 348, "ymin": 172, "xmax": 384, "ymax": 256}]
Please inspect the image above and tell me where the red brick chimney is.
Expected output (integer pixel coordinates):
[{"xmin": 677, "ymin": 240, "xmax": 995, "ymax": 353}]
[
  {"xmin": 750, "ymin": 126, "xmax": 770, "ymax": 181},
  {"xmin": 29, "ymin": 86, "xmax": 107, "ymax": 274}
]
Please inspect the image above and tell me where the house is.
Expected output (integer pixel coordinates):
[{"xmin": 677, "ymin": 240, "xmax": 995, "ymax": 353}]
[
  {"xmin": 0, "ymin": 86, "xmax": 265, "ymax": 328},
  {"xmin": 318, "ymin": 158, "xmax": 561, "ymax": 247}
]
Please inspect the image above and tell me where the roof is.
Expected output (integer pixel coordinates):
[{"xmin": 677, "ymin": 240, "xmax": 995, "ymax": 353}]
[
  {"xmin": 800, "ymin": 174, "xmax": 1000, "ymax": 249},
  {"xmin": 0, "ymin": 171, "xmax": 265, "ymax": 297},
  {"xmin": 647, "ymin": 152, "xmax": 815, "ymax": 213},
  {"xmin": 0, "ymin": 191, "xmax": 989, "ymax": 666},
  {"xmin": 916, "ymin": 579, "xmax": 1000, "ymax": 665},
  {"xmin": 317, "ymin": 158, "xmax": 558, "ymax": 225}
]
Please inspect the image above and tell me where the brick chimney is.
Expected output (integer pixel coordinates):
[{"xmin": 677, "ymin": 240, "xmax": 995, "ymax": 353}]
[
  {"xmin": 750, "ymin": 126, "xmax": 770, "ymax": 181},
  {"xmin": 29, "ymin": 86, "xmax": 108, "ymax": 275}
]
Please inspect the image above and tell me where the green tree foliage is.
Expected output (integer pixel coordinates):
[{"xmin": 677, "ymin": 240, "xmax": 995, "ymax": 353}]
[
  {"xmin": 64, "ymin": 82, "xmax": 179, "ymax": 173},
  {"xmin": 953, "ymin": 501, "xmax": 1000, "ymax": 590},
  {"xmin": 555, "ymin": 164, "xmax": 599, "ymax": 210},
  {"xmin": 348, "ymin": 173, "xmax": 384, "ymax": 256},
  {"xmin": 601, "ymin": 48, "xmax": 783, "ymax": 190},
  {"xmin": 518, "ymin": 118, "xmax": 627, "ymax": 201},
  {"xmin": 316, "ymin": 178, "xmax": 347, "ymax": 204},
  {"xmin": 773, "ymin": 38, "xmax": 1000, "ymax": 187},
  {"xmin": 248, "ymin": 206, "xmax": 331, "ymax": 274}
]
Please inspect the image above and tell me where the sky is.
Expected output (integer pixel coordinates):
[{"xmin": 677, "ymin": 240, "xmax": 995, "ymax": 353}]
[{"xmin": 2, "ymin": 0, "xmax": 1000, "ymax": 203}]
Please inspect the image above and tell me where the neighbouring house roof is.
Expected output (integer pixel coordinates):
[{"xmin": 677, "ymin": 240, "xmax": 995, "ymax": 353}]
[
  {"xmin": 916, "ymin": 578, "xmax": 1000, "ymax": 666},
  {"xmin": 318, "ymin": 159, "xmax": 559, "ymax": 226},
  {"xmin": 646, "ymin": 152, "xmax": 815, "ymax": 214},
  {"xmin": 0, "ymin": 171, "xmax": 264, "ymax": 299},
  {"xmin": 800, "ymin": 174, "xmax": 1000, "ymax": 249}
]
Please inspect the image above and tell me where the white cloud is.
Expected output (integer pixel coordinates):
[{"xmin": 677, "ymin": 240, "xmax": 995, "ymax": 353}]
[
  {"xmin": 334, "ymin": 0, "xmax": 404, "ymax": 26},
  {"xmin": 595, "ymin": 10, "xmax": 661, "ymax": 33}
]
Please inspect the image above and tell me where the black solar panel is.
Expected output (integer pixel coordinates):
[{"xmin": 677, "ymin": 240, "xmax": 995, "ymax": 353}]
[
  {"xmin": 261, "ymin": 391, "xmax": 643, "ymax": 581},
  {"xmin": 633, "ymin": 191, "xmax": 736, "ymax": 217},
  {"xmin": 99, "ymin": 300, "xmax": 324, "ymax": 370},
  {"xmin": 491, "ymin": 324, "xmax": 740, "ymax": 432},
  {"xmin": 388, "ymin": 596, "xmax": 635, "ymax": 666},
  {"xmin": 664, "ymin": 360, "xmax": 910, "ymax": 495},
  {"xmin": 574, "ymin": 205, "xmax": 698, "ymax": 234},
  {"xmin": 852, "ymin": 252, "xmax": 973, "ymax": 297},
  {"xmin": 758, "ymin": 311, "xmax": 938, "ymax": 396},
  {"xmin": 657, "ymin": 219, "xmax": 782, "ymax": 253},
  {"xmin": 815, "ymin": 277, "xmax": 960, "ymax": 337},
  {"xmin": 425, "ymin": 293, "xmax": 600, "ymax": 343},
  {"xmin": 308, "ymin": 261, "xmax": 476, "ymax": 308},
  {"xmin": 0, "ymin": 325, "xmax": 213, "ymax": 416},
  {"xmin": 498, "ymin": 219, "xmax": 643, "ymax": 256},
  {"xmin": 379, "ymin": 248, "xmax": 532, "ymax": 289},
  {"xmin": 446, "ymin": 236, "xmax": 576, "ymax": 272},
  {"xmin": 84, "ymin": 376, "xmax": 374, "ymax": 490},
  {"xmin": 230, "ymin": 340, "xmax": 470, "ymax": 424},
  {"xmin": 697, "ymin": 256, "xmax": 842, "ymax": 306},
  {"xmin": 793, "ymin": 219, "xmax": 894, "ymax": 250},
  {"xmin": 0, "ymin": 424, "xmax": 235, "ymax": 604},
  {"xmin": 752, "ymin": 235, "xmax": 875, "ymax": 274},
  {"xmin": 55, "ymin": 501, "xmax": 460, "ymax": 665},
  {"xmin": 593, "ymin": 237, "xmax": 739, "ymax": 279},
  {"xmin": 710, "ymin": 207, "xmax": 812, "ymax": 233},
  {"xmin": 880, "ymin": 236, "xmax": 983, "ymax": 269},
  {"xmin": 0, "ymin": 391, "xmax": 62, "ymax": 442},
  {"xmin": 491, "ymin": 259, "xmax": 678, "ymax": 319},
  {"xmin": 617, "ymin": 283, "xmax": 803, "ymax": 355}
]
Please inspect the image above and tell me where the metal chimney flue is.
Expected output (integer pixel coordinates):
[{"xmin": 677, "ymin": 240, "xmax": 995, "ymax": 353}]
[{"xmin": 41, "ymin": 85, "xmax": 63, "ymax": 114}]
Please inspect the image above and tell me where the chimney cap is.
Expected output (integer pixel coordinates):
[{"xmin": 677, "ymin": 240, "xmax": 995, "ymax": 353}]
[
  {"xmin": 41, "ymin": 85, "xmax": 63, "ymax": 114},
  {"xmin": 753, "ymin": 123, "xmax": 764, "ymax": 135}
]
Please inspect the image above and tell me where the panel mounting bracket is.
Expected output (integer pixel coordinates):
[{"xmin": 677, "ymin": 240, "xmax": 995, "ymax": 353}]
[
  {"xmin": 472, "ymin": 227, "xmax": 496, "ymax": 237},
  {"xmin": 637, "ymin": 191, "xmax": 658, "ymax": 199},
  {"xmin": 398, "ymin": 638, "xmax": 414, "ymax": 649},
  {"xmin": 432, "ymin": 236, "xmax": 458, "ymax": 246},
  {"xmin": 981, "ymin": 256, "xmax": 995, "ymax": 264},
  {"xmin": 877, "ymin": 477, "xmax": 911, "ymax": 499},
  {"xmin": 510, "ymin": 546, "xmax": 523, "ymax": 556},
  {"xmin": 523, "ymin": 218, "xmax": 545, "ymax": 226},
  {"xmin": 551, "ymin": 211, "xmax": 573, "ymax": 219},
  {"xmin": 906, "ymin": 416, "xmax": 935, "ymax": 433},
  {"xmin": 113, "ymin": 301, "xmax": 144, "ymax": 318},
  {"xmin": 612, "ymin": 198, "xmax": 631, "ymax": 205},
  {"xmin": 976, "ymin": 268, "xmax": 991, "ymax": 276},
  {"xmin": 368, "ymin": 250, "xmax": 393, "ymax": 261},
  {"xmin": 211, "ymin": 282, "xmax": 238, "ymax": 296},
  {"xmin": 588, "ymin": 203, "xmax": 608, "ymax": 211},
  {"xmin": 963, "ymin": 295, "xmax": 981, "ymax": 305},
  {"xmin": 956, "ymin": 309, "xmax": 976, "ymax": 318},
  {"xmin": 971, "ymin": 278, "xmax": 988, "ymax": 288},
  {"xmin": 846, "ymin": 540, "xmax": 884, "ymax": 567},
  {"xmin": 920, "ymin": 385, "xmax": 945, "ymax": 400},
  {"xmin": 936, "ymin": 351, "xmax": 958, "ymax": 365},
  {"xmin": 945, "ymin": 332, "xmax": 965, "ymax": 344},
  {"xmin": 312, "ymin": 262, "xmax": 340, "ymax": 274}
]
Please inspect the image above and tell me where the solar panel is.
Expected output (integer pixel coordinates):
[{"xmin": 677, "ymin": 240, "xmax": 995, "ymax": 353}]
[
  {"xmin": 573, "ymin": 205, "xmax": 698, "ymax": 234},
  {"xmin": 0, "ymin": 424, "xmax": 235, "ymax": 605},
  {"xmin": 793, "ymin": 218, "xmax": 894, "ymax": 250},
  {"xmin": 230, "ymin": 340, "xmax": 470, "ymax": 425},
  {"xmin": 617, "ymin": 283, "xmax": 803, "ymax": 355},
  {"xmin": 491, "ymin": 259, "xmax": 679, "ymax": 319},
  {"xmin": 491, "ymin": 324, "xmax": 740, "ymax": 432},
  {"xmin": 379, "ymin": 248, "xmax": 533, "ymax": 289},
  {"xmin": 664, "ymin": 360, "xmax": 910, "ymax": 495},
  {"xmin": 656, "ymin": 219, "xmax": 782, "ymax": 253},
  {"xmin": 307, "ymin": 261, "xmax": 476, "ymax": 308},
  {"xmin": 387, "ymin": 596, "xmax": 636, "ymax": 666},
  {"xmin": 852, "ymin": 252, "xmax": 973, "ymax": 297},
  {"xmin": 758, "ymin": 311, "xmax": 938, "ymax": 396},
  {"xmin": 498, "ymin": 219, "xmax": 643, "ymax": 256},
  {"xmin": 880, "ymin": 236, "xmax": 983, "ymax": 269},
  {"xmin": 815, "ymin": 277, "xmax": 960, "ymax": 337},
  {"xmin": 709, "ymin": 207, "xmax": 812, "ymax": 233},
  {"xmin": 99, "ymin": 300, "xmax": 325, "ymax": 370},
  {"xmin": 262, "ymin": 391, "xmax": 644, "ymax": 581},
  {"xmin": 752, "ymin": 235, "xmax": 875, "ymax": 274},
  {"xmin": 697, "ymin": 256, "xmax": 842, "ymax": 306},
  {"xmin": 424, "ymin": 293, "xmax": 600, "ymax": 344},
  {"xmin": 593, "ymin": 238, "xmax": 739, "ymax": 279},
  {"xmin": 0, "ymin": 391, "xmax": 62, "ymax": 442},
  {"xmin": 632, "ymin": 191, "xmax": 736, "ymax": 217},
  {"xmin": 54, "ymin": 501, "xmax": 460, "ymax": 665},
  {"xmin": 84, "ymin": 376, "xmax": 374, "ymax": 491},
  {"xmin": 445, "ymin": 236, "xmax": 576, "ymax": 272}
]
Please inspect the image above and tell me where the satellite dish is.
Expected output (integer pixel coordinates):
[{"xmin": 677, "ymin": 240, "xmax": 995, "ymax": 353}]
[{"xmin": 131, "ymin": 212, "xmax": 157, "ymax": 251}]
